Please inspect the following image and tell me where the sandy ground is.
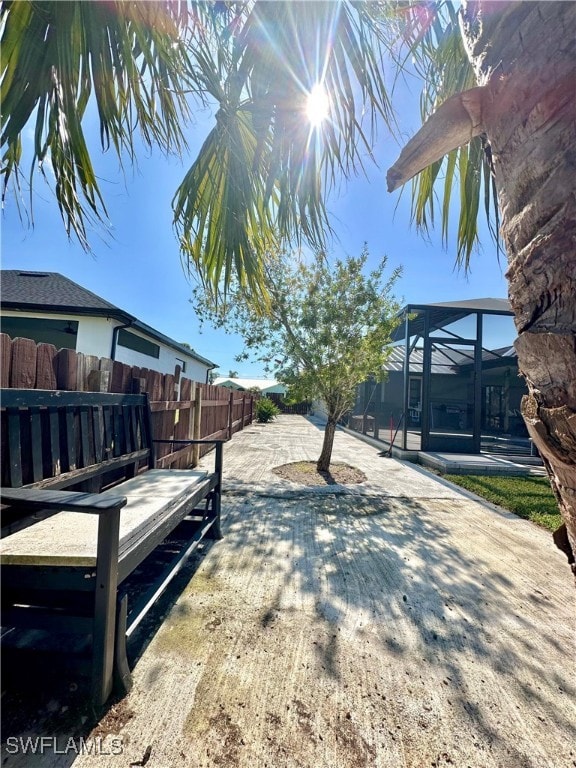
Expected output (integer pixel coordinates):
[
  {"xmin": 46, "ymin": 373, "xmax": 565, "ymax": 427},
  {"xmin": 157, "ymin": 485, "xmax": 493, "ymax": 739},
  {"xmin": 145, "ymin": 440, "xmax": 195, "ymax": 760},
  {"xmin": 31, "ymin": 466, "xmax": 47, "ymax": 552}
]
[{"xmin": 2, "ymin": 415, "xmax": 575, "ymax": 768}]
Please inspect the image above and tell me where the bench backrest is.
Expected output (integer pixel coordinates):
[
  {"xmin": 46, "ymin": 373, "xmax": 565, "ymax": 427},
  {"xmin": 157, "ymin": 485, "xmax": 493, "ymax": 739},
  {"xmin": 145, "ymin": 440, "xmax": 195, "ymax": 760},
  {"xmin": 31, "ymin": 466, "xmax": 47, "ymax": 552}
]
[{"xmin": 1, "ymin": 389, "xmax": 154, "ymax": 491}]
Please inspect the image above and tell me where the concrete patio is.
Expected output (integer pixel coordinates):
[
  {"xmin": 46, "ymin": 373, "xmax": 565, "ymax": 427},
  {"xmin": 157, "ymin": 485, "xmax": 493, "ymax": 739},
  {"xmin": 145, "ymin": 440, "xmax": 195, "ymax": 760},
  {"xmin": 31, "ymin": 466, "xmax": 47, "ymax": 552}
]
[{"xmin": 2, "ymin": 415, "xmax": 574, "ymax": 768}]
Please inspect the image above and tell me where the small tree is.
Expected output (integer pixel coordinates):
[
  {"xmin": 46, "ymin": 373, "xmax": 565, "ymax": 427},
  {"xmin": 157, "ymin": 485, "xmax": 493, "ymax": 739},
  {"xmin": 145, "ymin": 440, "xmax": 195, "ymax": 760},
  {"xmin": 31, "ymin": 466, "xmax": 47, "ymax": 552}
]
[{"xmin": 195, "ymin": 247, "xmax": 402, "ymax": 472}]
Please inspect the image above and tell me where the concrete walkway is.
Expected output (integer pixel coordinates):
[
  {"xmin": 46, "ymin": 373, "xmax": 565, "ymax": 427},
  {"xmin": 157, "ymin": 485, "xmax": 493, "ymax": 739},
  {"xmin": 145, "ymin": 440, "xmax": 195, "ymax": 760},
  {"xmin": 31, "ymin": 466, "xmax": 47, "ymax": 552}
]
[{"xmin": 4, "ymin": 416, "xmax": 575, "ymax": 768}]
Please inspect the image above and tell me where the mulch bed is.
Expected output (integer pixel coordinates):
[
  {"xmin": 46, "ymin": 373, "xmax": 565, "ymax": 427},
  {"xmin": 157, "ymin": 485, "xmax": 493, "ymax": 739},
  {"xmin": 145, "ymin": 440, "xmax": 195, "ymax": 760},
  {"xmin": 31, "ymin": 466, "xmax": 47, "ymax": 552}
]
[{"xmin": 272, "ymin": 461, "xmax": 366, "ymax": 486}]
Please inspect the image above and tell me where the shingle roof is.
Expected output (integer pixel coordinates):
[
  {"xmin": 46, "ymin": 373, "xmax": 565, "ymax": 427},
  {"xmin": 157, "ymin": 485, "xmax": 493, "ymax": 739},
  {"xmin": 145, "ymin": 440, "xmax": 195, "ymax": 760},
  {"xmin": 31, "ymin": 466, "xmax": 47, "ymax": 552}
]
[{"xmin": 1, "ymin": 271, "xmax": 123, "ymax": 315}]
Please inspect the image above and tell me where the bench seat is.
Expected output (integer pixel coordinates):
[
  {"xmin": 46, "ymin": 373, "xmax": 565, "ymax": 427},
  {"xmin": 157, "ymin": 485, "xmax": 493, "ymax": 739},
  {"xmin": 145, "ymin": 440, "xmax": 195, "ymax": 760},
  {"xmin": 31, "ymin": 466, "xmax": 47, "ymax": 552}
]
[{"xmin": 1, "ymin": 469, "xmax": 210, "ymax": 571}]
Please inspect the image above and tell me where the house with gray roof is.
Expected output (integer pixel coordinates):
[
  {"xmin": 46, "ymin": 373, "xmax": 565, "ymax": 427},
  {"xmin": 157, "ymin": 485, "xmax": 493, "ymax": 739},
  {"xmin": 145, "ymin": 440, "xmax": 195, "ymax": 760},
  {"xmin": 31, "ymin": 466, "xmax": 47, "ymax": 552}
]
[{"xmin": 0, "ymin": 271, "xmax": 217, "ymax": 382}]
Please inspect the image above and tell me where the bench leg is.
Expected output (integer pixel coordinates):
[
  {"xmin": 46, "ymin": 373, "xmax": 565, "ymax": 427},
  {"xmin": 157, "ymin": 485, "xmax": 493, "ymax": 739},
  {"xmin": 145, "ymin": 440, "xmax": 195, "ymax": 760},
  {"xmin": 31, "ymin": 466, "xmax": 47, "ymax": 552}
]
[
  {"xmin": 114, "ymin": 593, "xmax": 133, "ymax": 695},
  {"xmin": 92, "ymin": 509, "xmax": 120, "ymax": 707},
  {"xmin": 206, "ymin": 489, "xmax": 223, "ymax": 540},
  {"xmin": 207, "ymin": 442, "xmax": 224, "ymax": 541}
]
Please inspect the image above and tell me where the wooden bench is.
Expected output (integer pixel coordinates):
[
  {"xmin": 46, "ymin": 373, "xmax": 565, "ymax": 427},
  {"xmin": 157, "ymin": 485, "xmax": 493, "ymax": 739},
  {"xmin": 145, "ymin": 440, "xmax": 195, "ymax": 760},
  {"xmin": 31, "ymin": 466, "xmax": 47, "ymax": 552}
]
[{"xmin": 0, "ymin": 388, "xmax": 224, "ymax": 707}]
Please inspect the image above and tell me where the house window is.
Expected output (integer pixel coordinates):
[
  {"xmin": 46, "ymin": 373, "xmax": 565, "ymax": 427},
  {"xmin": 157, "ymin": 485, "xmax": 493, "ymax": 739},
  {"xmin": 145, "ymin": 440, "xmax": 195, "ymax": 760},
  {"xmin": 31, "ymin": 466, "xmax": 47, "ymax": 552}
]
[
  {"xmin": 175, "ymin": 357, "xmax": 187, "ymax": 373},
  {"xmin": 1, "ymin": 316, "xmax": 78, "ymax": 350},
  {"xmin": 117, "ymin": 329, "xmax": 160, "ymax": 358}
]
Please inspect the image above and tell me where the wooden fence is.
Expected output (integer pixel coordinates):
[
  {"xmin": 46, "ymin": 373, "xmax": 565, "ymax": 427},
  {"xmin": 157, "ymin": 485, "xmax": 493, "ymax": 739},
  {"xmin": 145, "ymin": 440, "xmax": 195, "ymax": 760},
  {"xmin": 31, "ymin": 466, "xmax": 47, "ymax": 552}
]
[{"xmin": 0, "ymin": 334, "xmax": 255, "ymax": 468}]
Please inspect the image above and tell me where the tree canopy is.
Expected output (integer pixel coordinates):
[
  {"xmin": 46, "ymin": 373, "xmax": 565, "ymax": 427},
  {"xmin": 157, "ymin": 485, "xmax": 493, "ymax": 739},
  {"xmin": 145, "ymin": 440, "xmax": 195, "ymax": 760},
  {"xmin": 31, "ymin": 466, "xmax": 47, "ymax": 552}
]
[{"xmin": 194, "ymin": 246, "xmax": 402, "ymax": 470}]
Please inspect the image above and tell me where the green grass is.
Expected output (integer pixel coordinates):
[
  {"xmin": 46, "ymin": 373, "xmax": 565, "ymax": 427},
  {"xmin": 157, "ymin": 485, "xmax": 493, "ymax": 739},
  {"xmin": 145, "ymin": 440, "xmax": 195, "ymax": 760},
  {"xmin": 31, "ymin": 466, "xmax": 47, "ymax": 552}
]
[{"xmin": 443, "ymin": 474, "xmax": 562, "ymax": 532}]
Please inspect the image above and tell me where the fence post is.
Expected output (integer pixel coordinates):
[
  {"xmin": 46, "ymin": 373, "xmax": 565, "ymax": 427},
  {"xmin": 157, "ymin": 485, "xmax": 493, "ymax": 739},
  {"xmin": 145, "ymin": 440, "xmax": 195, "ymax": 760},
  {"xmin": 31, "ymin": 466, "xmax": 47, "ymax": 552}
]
[
  {"xmin": 228, "ymin": 390, "xmax": 234, "ymax": 439},
  {"xmin": 241, "ymin": 393, "xmax": 246, "ymax": 430},
  {"xmin": 187, "ymin": 382, "xmax": 196, "ymax": 468},
  {"xmin": 192, "ymin": 385, "xmax": 202, "ymax": 466}
]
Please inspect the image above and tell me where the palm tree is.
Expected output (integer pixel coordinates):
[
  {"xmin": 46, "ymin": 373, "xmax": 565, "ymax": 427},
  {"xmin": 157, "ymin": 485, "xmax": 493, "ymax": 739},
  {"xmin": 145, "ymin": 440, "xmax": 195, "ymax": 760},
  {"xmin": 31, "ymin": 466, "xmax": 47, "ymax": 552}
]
[
  {"xmin": 387, "ymin": 1, "xmax": 576, "ymax": 578},
  {"xmin": 1, "ymin": 1, "xmax": 197, "ymax": 250}
]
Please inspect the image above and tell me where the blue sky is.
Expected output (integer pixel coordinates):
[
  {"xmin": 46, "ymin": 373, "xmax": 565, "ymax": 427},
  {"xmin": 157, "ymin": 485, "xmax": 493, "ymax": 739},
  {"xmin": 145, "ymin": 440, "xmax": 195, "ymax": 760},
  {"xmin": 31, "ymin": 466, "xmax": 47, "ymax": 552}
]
[{"xmin": 1, "ymin": 80, "xmax": 511, "ymax": 377}]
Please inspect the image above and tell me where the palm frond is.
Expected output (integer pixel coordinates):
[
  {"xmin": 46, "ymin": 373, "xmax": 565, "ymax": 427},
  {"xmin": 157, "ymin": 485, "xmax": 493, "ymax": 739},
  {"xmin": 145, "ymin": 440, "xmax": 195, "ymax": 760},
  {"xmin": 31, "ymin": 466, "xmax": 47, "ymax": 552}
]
[
  {"xmin": 174, "ymin": 107, "xmax": 276, "ymax": 301},
  {"xmin": 1, "ymin": 0, "xmax": 197, "ymax": 249},
  {"xmin": 391, "ymin": 0, "xmax": 501, "ymax": 266},
  {"xmin": 175, "ymin": 1, "xmax": 398, "ymax": 297}
]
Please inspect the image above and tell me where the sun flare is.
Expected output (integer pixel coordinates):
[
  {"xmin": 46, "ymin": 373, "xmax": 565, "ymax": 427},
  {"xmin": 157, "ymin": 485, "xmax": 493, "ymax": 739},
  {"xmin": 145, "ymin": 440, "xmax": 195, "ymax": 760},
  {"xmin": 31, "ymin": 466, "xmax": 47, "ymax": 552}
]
[{"xmin": 306, "ymin": 84, "xmax": 329, "ymax": 127}]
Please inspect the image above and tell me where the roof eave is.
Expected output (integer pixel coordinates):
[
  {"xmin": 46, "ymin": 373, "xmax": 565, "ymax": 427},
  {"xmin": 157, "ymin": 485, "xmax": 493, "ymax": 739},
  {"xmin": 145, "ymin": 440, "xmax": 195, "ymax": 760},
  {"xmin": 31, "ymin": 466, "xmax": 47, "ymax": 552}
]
[{"xmin": 1, "ymin": 302, "xmax": 133, "ymax": 323}]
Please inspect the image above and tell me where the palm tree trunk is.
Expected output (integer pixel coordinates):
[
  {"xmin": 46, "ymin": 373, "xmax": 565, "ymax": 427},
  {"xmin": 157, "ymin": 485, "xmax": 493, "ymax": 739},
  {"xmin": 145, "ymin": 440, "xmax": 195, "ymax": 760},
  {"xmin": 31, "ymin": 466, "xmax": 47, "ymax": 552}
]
[
  {"xmin": 463, "ymin": 1, "xmax": 576, "ymax": 576},
  {"xmin": 317, "ymin": 417, "xmax": 337, "ymax": 472}
]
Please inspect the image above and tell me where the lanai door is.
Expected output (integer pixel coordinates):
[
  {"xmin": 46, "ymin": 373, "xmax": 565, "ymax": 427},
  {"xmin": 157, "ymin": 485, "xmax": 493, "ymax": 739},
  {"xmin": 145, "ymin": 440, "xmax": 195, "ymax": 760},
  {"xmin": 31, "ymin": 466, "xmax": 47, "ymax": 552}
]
[{"xmin": 420, "ymin": 336, "xmax": 481, "ymax": 453}]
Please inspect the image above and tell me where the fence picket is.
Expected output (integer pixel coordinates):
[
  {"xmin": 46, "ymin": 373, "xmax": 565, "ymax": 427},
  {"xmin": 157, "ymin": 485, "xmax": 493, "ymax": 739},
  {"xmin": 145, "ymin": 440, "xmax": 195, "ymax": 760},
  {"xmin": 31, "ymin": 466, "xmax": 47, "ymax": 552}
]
[
  {"xmin": 35, "ymin": 343, "xmax": 58, "ymax": 390},
  {"xmin": 1, "ymin": 334, "xmax": 12, "ymax": 387},
  {"xmin": 84, "ymin": 355, "xmax": 101, "ymax": 386},
  {"xmin": 76, "ymin": 352, "xmax": 87, "ymax": 391},
  {"xmin": 99, "ymin": 358, "xmax": 114, "ymax": 392},
  {"xmin": 11, "ymin": 338, "xmax": 38, "ymax": 388},
  {"xmin": 56, "ymin": 348, "xmax": 78, "ymax": 390}
]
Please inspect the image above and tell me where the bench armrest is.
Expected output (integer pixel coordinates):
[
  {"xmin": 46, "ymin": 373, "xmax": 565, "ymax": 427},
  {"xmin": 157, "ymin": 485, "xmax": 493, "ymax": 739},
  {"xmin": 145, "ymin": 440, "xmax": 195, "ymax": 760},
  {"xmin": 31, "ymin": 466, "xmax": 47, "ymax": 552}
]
[
  {"xmin": 152, "ymin": 439, "xmax": 226, "ymax": 445},
  {"xmin": 0, "ymin": 487, "xmax": 127, "ymax": 514}
]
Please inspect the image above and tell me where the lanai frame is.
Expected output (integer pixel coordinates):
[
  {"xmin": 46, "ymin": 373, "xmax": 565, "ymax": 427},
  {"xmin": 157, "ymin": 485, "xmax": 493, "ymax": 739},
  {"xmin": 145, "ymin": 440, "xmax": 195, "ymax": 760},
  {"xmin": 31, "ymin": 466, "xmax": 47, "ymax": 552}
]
[{"xmin": 392, "ymin": 299, "xmax": 515, "ymax": 453}]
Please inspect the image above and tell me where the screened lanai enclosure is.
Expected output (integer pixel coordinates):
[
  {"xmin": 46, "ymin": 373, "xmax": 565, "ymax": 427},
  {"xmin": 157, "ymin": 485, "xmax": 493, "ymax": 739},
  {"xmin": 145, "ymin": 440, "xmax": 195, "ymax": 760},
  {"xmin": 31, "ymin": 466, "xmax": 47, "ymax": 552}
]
[{"xmin": 350, "ymin": 299, "xmax": 533, "ymax": 458}]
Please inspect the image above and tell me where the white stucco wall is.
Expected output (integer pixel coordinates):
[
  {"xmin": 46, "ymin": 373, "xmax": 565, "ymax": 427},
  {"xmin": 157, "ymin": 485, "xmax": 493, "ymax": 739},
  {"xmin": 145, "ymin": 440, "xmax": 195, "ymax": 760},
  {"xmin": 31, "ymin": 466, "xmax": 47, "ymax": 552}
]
[
  {"xmin": 114, "ymin": 330, "xmax": 210, "ymax": 382},
  {"xmin": 78, "ymin": 316, "xmax": 115, "ymax": 357}
]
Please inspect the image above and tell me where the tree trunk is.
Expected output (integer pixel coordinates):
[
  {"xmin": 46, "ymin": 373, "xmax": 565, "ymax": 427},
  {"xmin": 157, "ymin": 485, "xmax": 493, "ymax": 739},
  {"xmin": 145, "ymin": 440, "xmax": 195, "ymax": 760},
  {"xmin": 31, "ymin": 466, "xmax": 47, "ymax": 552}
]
[
  {"xmin": 317, "ymin": 417, "xmax": 337, "ymax": 472},
  {"xmin": 462, "ymin": 1, "xmax": 576, "ymax": 577}
]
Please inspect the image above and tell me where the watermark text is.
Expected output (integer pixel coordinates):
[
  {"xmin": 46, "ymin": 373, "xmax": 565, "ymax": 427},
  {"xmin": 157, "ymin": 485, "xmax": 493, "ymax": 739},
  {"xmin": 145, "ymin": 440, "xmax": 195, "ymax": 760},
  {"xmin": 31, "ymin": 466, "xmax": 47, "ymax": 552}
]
[{"xmin": 5, "ymin": 735, "xmax": 123, "ymax": 756}]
